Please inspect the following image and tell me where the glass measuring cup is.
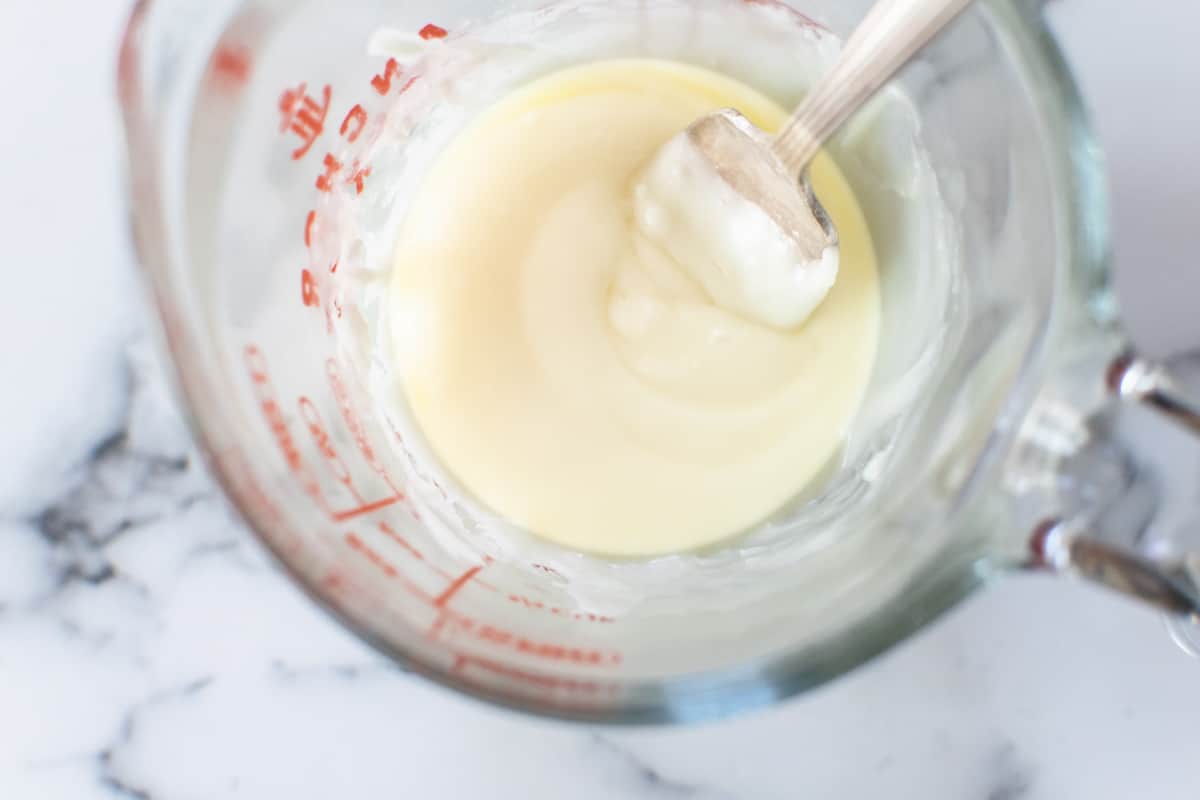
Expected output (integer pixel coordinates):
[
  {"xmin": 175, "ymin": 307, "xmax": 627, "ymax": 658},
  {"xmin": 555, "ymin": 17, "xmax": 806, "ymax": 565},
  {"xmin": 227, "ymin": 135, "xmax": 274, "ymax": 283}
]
[{"xmin": 118, "ymin": 0, "xmax": 1200, "ymax": 723}]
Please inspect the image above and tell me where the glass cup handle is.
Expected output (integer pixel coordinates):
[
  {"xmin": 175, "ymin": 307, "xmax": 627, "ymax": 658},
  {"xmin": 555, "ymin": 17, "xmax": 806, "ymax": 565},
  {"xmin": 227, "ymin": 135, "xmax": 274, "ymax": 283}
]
[
  {"xmin": 1108, "ymin": 353, "xmax": 1200, "ymax": 438},
  {"xmin": 1030, "ymin": 351, "xmax": 1200, "ymax": 621},
  {"xmin": 1033, "ymin": 520, "xmax": 1200, "ymax": 617}
]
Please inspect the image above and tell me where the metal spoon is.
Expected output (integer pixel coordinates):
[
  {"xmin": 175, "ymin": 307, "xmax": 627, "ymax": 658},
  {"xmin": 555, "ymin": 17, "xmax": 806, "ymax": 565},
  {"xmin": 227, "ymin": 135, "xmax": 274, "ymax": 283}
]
[
  {"xmin": 637, "ymin": 0, "xmax": 973, "ymax": 329},
  {"xmin": 767, "ymin": 0, "xmax": 974, "ymax": 184}
]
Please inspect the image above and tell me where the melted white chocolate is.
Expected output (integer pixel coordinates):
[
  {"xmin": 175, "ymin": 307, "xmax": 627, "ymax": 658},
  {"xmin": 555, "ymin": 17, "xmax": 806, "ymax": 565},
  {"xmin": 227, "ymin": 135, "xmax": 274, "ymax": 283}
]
[
  {"xmin": 390, "ymin": 59, "xmax": 881, "ymax": 558},
  {"xmin": 635, "ymin": 109, "xmax": 840, "ymax": 330}
]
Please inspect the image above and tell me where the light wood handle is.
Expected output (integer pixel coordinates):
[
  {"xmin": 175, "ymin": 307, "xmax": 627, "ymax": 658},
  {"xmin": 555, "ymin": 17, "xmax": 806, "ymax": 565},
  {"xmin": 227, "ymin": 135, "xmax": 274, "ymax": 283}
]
[{"xmin": 772, "ymin": 0, "xmax": 974, "ymax": 175}]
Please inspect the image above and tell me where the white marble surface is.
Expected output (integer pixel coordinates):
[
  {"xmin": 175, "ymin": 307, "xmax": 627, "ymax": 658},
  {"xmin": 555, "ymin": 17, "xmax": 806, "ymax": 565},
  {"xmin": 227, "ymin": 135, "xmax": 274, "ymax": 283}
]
[{"xmin": 3, "ymin": 1, "xmax": 1200, "ymax": 797}]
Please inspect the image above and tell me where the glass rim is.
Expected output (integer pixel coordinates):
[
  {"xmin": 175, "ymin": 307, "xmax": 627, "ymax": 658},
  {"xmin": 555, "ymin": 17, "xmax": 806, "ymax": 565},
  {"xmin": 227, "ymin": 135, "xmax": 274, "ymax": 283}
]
[{"xmin": 119, "ymin": 0, "xmax": 1113, "ymax": 724}]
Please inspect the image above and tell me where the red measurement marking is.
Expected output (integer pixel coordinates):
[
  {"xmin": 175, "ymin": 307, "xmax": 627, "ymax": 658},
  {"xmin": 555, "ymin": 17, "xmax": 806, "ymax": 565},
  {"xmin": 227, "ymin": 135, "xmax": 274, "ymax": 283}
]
[
  {"xmin": 386, "ymin": 418, "xmax": 450, "ymax": 503},
  {"xmin": 340, "ymin": 104, "xmax": 367, "ymax": 143},
  {"xmin": 244, "ymin": 477, "xmax": 285, "ymax": 525},
  {"xmin": 329, "ymin": 260, "xmax": 340, "ymax": 275},
  {"xmin": 368, "ymin": 58, "xmax": 419, "ymax": 100},
  {"xmin": 377, "ymin": 521, "xmax": 426, "ymax": 562},
  {"xmin": 316, "ymin": 152, "xmax": 342, "ymax": 193},
  {"xmin": 326, "ymin": 357, "xmax": 382, "ymax": 478},
  {"xmin": 212, "ymin": 45, "xmax": 251, "ymax": 85},
  {"xmin": 386, "ymin": 420, "xmax": 414, "ymax": 458},
  {"xmin": 301, "ymin": 269, "xmax": 320, "ymax": 307},
  {"xmin": 428, "ymin": 615, "xmax": 449, "ymax": 641},
  {"xmin": 304, "ymin": 210, "xmax": 317, "ymax": 248},
  {"xmin": 509, "ymin": 595, "xmax": 547, "ymax": 610},
  {"xmin": 347, "ymin": 161, "xmax": 372, "ymax": 195},
  {"xmin": 448, "ymin": 618, "xmax": 618, "ymax": 666},
  {"xmin": 243, "ymin": 471, "xmax": 285, "ymax": 524},
  {"xmin": 370, "ymin": 521, "xmax": 451, "ymax": 580},
  {"xmin": 371, "ymin": 58, "xmax": 402, "ymax": 95},
  {"xmin": 216, "ymin": 446, "xmax": 287, "ymax": 527},
  {"xmin": 244, "ymin": 346, "xmax": 325, "ymax": 508},
  {"xmin": 506, "ymin": 595, "xmax": 616, "ymax": 624},
  {"xmin": 531, "ymin": 563, "xmax": 565, "ymax": 580},
  {"xmin": 419, "ymin": 23, "xmax": 448, "ymax": 40},
  {"xmin": 739, "ymin": 0, "xmax": 821, "ymax": 28},
  {"xmin": 343, "ymin": 532, "xmax": 440, "ymax": 602},
  {"xmin": 337, "ymin": 528, "xmax": 625, "ymax": 667},
  {"xmin": 314, "ymin": 155, "xmax": 370, "ymax": 196},
  {"xmin": 331, "ymin": 496, "xmax": 402, "ymax": 523},
  {"xmin": 345, "ymin": 532, "xmax": 398, "ymax": 578},
  {"xmin": 453, "ymin": 655, "xmax": 616, "ymax": 694},
  {"xmin": 298, "ymin": 396, "xmax": 360, "ymax": 500},
  {"xmin": 278, "ymin": 83, "xmax": 331, "ymax": 160},
  {"xmin": 433, "ymin": 566, "xmax": 483, "ymax": 609}
]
